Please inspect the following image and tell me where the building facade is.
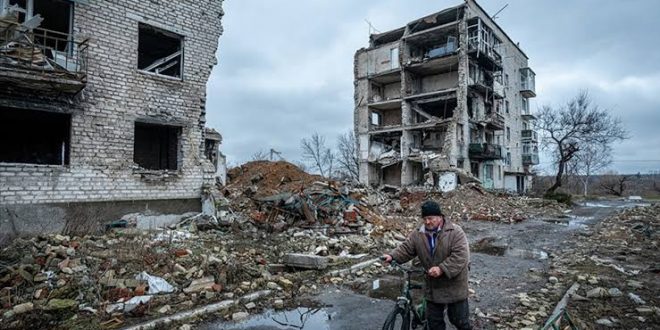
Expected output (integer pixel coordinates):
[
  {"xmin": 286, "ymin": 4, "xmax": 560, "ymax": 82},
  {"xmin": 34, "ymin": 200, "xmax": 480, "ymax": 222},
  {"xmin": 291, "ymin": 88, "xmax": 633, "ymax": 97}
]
[
  {"xmin": 354, "ymin": 0, "xmax": 539, "ymax": 193},
  {"xmin": 0, "ymin": 0, "xmax": 224, "ymax": 237}
]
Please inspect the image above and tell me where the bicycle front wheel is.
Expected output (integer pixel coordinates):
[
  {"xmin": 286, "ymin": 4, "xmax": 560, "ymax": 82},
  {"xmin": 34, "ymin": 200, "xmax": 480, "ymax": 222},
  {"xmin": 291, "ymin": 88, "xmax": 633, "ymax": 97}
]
[{"xmin": 382, "ymin": 307, "xmax": 411, "ymax": 330}]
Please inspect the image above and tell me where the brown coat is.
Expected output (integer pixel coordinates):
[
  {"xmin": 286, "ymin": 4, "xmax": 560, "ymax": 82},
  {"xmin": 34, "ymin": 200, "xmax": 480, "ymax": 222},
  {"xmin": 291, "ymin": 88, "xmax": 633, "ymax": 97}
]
[{"xmin": 389, "ymin": 219, "xmax": 470, "ymax": 304}]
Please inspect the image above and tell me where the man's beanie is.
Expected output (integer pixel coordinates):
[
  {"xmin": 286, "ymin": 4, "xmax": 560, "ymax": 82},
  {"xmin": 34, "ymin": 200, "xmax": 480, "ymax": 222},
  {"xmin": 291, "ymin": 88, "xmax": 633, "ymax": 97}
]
[{"xmin": 421, "ymin": 200, "xmax": 443, "ymax": 217}]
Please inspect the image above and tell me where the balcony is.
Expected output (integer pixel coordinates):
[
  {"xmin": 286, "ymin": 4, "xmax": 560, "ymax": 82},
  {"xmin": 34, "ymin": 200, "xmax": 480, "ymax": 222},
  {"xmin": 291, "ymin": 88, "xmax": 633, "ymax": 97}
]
[
  {"xmin": 521, "ymin": 130, "xmax": 538, "ymax": 142},
  {"xmin": 467, "ymin": 18, "xmax": 502, "ymax": 71},
  {"xmin": 522, "ymin": 153, "xmax": 540, "ymax": 165},
  {"xmin": 481, "ymin": 112, "xmax": 505, "ymax": 130},
  {"xmin": 521, "ymin": 108, "xmax": 536, "ymax": 121},
  {"xmin": 0, "ymin": 19, "xmax": 88, "ymax": 94},
  {"xmin": 520, "ymin": 67, "xmax": 536, "ymax": 98},
  {"xmin": 469, "ymin": 143, "xmax": 503, "ymax": 160}
]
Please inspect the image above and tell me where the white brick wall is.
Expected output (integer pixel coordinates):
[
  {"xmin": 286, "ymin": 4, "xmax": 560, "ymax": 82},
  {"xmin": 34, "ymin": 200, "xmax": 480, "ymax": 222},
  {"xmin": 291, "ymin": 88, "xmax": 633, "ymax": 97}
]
[{"xmin": 0, "ymin": 0, "xmax": 224, "ymax": 205}]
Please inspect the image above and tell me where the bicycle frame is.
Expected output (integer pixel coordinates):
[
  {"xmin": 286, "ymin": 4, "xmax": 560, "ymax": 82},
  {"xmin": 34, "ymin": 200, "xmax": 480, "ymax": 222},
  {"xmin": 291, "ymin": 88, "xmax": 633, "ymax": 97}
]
[{"xmin": 383, "ymin": 260, "xmax": 427, "ymax": 330}]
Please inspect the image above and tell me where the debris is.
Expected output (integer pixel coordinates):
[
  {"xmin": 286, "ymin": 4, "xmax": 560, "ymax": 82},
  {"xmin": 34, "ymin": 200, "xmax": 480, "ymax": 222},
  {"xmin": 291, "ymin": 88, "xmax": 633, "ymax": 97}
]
[
  {"xmin": 12, "ymin": 303, "xmax": 33, "ymax": 315},
  {"xmin": 284, "ymin": 253, "xmax": 329, "ymax": 270},
  {"xmin": 135, "ymin": 271, "xmax": 175, "ymax": 294},
  {"xmin": 183, "ymin": 277, "xmax": 216, "ymax": 293},
  {"xmin": 628, "ymin": 293, "xmax": 646, "ymax": 305},
  {"xmin": 45, "ymin": 299, "xmax": 78, "ymax": 311},
  {"xmin": 232, "ymin": 311, "xmax": 249, "ymax": 321}
]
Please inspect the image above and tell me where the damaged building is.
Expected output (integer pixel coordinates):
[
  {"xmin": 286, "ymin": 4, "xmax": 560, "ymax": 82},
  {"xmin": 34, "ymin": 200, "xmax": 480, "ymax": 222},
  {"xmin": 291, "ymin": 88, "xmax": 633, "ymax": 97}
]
[
  {"xmin": 0, "ymin": 0, "xmax": 225, "ymax": 238},
  {"xmin": 354, "ymin": 0, "xmax": 539, "ymax": 193}
]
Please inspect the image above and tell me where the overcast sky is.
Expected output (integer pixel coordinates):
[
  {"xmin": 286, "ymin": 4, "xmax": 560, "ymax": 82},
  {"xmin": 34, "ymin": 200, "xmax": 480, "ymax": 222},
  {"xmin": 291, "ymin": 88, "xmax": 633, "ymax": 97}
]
[{"xmin": 206, "ymin": 0, "xmax": 660, "ymax": 175}]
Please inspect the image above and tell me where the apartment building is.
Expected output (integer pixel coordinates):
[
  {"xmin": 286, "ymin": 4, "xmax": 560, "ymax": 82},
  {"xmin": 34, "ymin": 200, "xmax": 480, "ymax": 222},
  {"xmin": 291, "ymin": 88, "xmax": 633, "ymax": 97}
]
[
  {"xmin": 0, "ymin": 0, "xmax": 224, "ymax": 237},
  {"xmin": 354, "ymin": 0, "xmax": 539, "ymax": 193}
]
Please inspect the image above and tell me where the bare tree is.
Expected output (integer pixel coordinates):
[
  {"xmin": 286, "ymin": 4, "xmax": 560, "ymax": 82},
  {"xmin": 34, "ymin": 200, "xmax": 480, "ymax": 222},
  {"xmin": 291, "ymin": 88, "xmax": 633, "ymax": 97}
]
[
  {"xmin": 251, "ymin": 149, "xmax": 269, "ymax": 161},
  {"xmin": 568, "ymin": 143, "xmax": 613, "ymax": 196},
  {"xmin": 301, "ymin": 133, "xmax": 334, "ymax": 177},
  {"xmin": 599, "ymin": 171, "xmax": 630, "ymax": 196},
  {"xmin": 536, "ymin": 91, "xmax": 628, "ymax": 194},
  {"xmin": 336, "ymin": 130, "xmax": 359, "ymax": 181}
]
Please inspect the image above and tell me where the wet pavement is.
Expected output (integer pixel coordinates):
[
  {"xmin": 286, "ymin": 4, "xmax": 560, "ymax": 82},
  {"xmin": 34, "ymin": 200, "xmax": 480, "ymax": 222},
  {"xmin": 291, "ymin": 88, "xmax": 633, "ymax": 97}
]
[
  {"xmin": 201, "ymin": 199, "xmax": 646, "ymax": 330},
  {"xmin": 200, "ymin": 289, "xmax": 394, "ymax": 330}
]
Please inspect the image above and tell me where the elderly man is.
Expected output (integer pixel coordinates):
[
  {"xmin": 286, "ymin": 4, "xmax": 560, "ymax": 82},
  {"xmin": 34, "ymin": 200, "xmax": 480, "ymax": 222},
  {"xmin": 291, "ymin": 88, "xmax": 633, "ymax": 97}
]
[{"xmin": 383, "ymin": 200, "xmax": 472, "ymax": 330}]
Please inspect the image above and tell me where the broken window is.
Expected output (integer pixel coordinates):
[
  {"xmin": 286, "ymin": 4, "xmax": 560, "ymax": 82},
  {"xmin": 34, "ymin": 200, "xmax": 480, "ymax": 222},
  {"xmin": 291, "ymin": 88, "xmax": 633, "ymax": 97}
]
[
  {"xmin": 138, "ymin": 23, "xmax": 183, "ymax": 78},
  {"xmin": 134, "ymin": 122, "xmax": 180, "ymax": 170},
  {"xmin": 0, "ymin": 107, "xmax": 70, "ymax": 165},
  {"xmin": 5, "ymin": 0, "xmax": 72, "ymax": 42}
]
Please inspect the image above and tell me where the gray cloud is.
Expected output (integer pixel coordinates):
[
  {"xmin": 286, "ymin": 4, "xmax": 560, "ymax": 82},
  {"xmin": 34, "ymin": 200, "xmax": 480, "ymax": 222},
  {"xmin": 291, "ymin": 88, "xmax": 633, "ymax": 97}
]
[{"xmin": 206, "ymin": 0, "xmax": 660, "ymax": 174}]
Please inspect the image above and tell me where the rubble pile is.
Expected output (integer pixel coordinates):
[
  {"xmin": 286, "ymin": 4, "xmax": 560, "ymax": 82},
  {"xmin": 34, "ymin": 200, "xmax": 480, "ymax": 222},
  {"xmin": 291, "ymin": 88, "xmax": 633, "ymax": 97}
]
[
  {"xmin": 497, "ymin": 204, "xmax": 659, "ymax": 329},
  {"xmin": 225, "ymin": 161, "xmax": 322, "ymax": 199},
  {"xmin": 225, "ymin": 161, "xmax": 564, "ymax": 231},
  {"xmin": 0, "ymin": 221, "xmax": 397, "ymax": 329},
  {"xmin": 395, "ymin": 183, "xmax": 565, "ymax": 223}
]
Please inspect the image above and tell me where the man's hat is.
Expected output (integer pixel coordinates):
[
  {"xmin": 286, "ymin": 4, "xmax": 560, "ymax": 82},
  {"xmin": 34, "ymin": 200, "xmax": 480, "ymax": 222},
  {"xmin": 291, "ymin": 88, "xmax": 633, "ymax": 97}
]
[{"xmin": 421, "ymin": 200, "xmax": 443, "ymax": 217}]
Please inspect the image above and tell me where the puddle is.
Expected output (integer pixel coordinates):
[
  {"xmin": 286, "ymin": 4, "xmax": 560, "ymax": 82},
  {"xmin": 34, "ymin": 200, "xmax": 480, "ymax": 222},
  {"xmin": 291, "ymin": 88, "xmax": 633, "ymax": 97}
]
[
  {"xmin": 214, "ymin": 308, "xmax": 334, "ymax": 330},
  {"xmin": 504, "ymin": 248, "xmax": 548, "ymax": 260},
  {"xmin": 567, "ymin": 215, "xmax": 594, "ymax": 229},
  {"xmin": 580, "ymin": 202, "xmax": 613, "ymax": 208}
]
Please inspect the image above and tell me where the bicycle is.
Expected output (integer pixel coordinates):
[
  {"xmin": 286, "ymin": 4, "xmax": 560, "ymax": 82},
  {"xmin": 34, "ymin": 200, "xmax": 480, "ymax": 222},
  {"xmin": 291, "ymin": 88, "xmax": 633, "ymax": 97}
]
[{"xmin": 380, "ymin": 258, "xmax": 428, "ymax": 330}]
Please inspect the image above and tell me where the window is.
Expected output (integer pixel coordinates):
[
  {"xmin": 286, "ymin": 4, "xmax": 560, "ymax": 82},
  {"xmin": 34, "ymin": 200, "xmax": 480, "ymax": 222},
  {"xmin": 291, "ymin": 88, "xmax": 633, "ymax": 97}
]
[
  {"xmin": 505, "ymin": 100, "xmax": 510, "ymax": 114},
  {"xmin": 484, "ymin": 164, "xmax": 493, "ymax": 180},
  {"xmin": 138, "ymin": 23, "xmax": 183, "ymax": 78},
  {"xmin": 522, "ymin": 97, "xmax": 529, "ymax": 114},
  {"xmin": 506, "ymin": 127, "xmax": 511, "ymax": 143},
  {"xmin": 506, "ymin": 152, "xmax": 511, "ymax": 166},
  {"xmin": 505, "ymin": 73, "xmax": 509, "ymax": 87},
  {"xmin": 370, "ymin": 112, "xmax": 381, "ymax": 126},
  {"xmin": 390, "ymin": 47, "xmax": 399, "ymax": 69},
  {"xmin": 0, "ymin": 107, "xmax": 70, "ymax": 165},
  {"xmin": 134, "ymin": 122, "xmax": 180, "ymax": 170}
]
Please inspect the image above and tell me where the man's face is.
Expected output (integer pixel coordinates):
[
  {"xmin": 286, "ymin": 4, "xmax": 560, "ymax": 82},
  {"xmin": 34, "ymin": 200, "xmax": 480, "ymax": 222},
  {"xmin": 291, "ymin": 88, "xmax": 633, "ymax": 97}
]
[{"xmin": 423, "ymin": 215, "xmax": 444, "ymax": 231}]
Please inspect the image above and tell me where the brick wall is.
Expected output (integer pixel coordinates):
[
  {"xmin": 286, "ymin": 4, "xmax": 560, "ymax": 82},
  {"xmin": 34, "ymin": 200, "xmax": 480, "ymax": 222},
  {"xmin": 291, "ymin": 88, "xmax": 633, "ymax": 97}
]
[{"xmin": 0, "ymin": 0, "xmax": 224, "ymax": 205}]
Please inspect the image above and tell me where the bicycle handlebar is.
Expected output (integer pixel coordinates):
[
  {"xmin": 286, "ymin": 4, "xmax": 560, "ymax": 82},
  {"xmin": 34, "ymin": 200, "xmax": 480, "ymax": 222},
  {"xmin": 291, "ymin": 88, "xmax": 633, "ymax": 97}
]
[{"xmin": 380, "ymin": 256, "xmax": 426, "ymax": 274}]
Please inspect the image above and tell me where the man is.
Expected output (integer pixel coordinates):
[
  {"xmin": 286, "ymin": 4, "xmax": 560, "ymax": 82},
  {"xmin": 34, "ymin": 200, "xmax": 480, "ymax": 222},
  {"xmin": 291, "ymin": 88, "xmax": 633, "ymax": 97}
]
[{"xmin": 383, "ymin": 200, "xmax": 472, "ymax": 330}]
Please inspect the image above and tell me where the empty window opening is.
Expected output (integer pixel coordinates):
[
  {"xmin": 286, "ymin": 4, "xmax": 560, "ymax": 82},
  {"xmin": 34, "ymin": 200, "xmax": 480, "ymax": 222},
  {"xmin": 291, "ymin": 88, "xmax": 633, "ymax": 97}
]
[
  {"xmin": 0, "ymin": 107, "xmax": 70, "ymax": 165},
  {"xmin": 138, "ymin": 23, "xmax": 183, "ymax": 78},
  {"xmin": 415, "ymin": 98, "xmax": 456, "ymax": 122},
  {"xmin": 134, "ymin": 122, "xmax": 180, "ymax": 170},
  {"xmin": 4, "ymin": 0, "xmax": 73, "ymax": 53}
]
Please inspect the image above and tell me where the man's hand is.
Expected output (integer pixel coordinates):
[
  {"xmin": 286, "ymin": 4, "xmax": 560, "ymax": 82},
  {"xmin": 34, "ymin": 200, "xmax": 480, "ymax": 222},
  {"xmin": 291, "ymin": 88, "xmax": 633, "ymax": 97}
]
[
  {"xmin": 381, "ymin": 254, "xmax": 393, "ymax": 264},
  {"xmin": 428, "ymin": 266, "xmax": 443, "ymax": 278}
]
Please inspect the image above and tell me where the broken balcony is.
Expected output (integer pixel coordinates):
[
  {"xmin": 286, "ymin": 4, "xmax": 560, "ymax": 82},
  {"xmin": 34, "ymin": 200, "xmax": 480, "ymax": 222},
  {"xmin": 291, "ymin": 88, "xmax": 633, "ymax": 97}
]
[
  {"xmin": 520, "ymin": 67, "xmax": 536, "ymax": 98},
  {"xmin": 469, "ymin": 143, "xmax": 503, "ymax": 160},
  {"xmin": 493, "ymin": 79, "xmax": 504, "ymax": 99},
  {"xmin": 0, "ymin": 19, "xmax": 88, "ymax": 94},
  {"xmin": 467, "ymin": 18, "xmax": 502, "ymax": 71},
  {"xmin": 481, "ymin": 111, "xmax": 505, "ymax": 130}
]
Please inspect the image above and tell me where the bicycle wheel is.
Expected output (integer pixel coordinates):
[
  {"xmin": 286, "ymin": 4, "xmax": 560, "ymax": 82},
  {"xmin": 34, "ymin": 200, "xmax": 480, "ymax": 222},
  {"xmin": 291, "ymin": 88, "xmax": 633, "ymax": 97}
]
[{"xmin": 382, "ymin": 307, "xmax": 411, "ymax": 330}]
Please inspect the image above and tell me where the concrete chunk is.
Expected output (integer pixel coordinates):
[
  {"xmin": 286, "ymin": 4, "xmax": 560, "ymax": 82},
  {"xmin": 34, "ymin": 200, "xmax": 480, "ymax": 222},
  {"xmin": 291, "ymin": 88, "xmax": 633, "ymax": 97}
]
[{"xmin": 284, "ymin": 253, "xmax": 328, "ymax": 270}]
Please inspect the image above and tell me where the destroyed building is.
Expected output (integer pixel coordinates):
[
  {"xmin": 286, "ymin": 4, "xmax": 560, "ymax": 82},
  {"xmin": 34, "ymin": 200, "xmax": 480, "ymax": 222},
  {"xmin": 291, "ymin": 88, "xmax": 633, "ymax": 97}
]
[
  {"xmin": 0, "ymin": 0, "xmax": 224, "ymax": 237},
  {"xmin": 354, "ymin": 0, "xmax": 539, "ymax": 193}
]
